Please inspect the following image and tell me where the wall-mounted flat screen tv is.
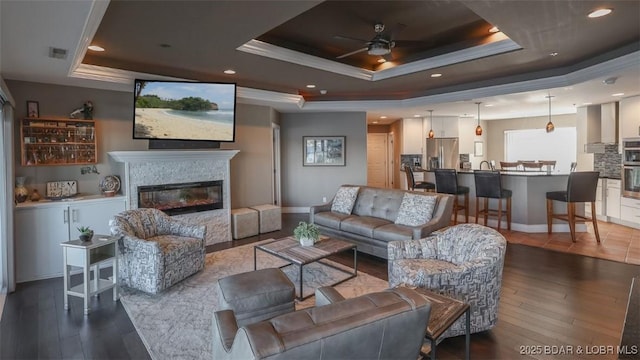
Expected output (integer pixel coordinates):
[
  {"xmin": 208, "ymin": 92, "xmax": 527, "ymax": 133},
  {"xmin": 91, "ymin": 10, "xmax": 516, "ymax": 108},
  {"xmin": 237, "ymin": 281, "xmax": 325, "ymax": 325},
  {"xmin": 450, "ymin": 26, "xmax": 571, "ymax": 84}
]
[{"xmin": 133, "ymin": 79, "xmax": 236, "ymax": 142}]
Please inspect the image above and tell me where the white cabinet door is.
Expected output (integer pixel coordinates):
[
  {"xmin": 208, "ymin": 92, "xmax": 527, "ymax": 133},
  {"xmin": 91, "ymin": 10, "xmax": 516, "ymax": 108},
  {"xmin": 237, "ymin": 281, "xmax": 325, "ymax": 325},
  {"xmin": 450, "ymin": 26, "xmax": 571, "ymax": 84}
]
[
  {"xmin": 601, "ymin": 103, "xmax": 617, "ymax": 143},
  {"xmin": 402, "ymin": 118, "xmax": 424, "ymax": 154},
  {"xmin": 69, "ymin": 199, "xmax": 126, "ymax": 238},
  {"xmin": 15, "ymin": 205, "xmax": 69, "ymax": 282},
  {"xmin": 435, "ymin": 116, "xmax": 459, "ymax": 138},
  {"xmin": 606, "ymin": 180, "xmax": 621, "ymax": 219},
  {"xmin": 594, "ymin": 179, "xmax": 603, "ymax": 216}
]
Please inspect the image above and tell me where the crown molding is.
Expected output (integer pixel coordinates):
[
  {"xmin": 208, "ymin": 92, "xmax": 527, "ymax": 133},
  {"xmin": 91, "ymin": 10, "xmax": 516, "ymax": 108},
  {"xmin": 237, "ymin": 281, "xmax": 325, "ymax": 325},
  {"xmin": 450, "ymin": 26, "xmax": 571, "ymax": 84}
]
[
  {"xmin": 68, "ymin": 0, "xmax": 111, "ymax": 79},
  {"xmin": 237, "ymin": 34, "xmax": 520, "ymax": 82},
  {"xmin": 237, "ymin": 40, "xmax": 373, "ymax": 80}
]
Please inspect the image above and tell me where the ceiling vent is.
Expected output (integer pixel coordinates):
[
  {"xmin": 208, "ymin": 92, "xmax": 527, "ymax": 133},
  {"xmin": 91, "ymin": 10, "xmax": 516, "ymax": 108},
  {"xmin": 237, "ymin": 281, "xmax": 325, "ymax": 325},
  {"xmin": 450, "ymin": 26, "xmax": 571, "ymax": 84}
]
[{"xmin": 48, "ymin": 47, "xmax": 68, "ymax": 60}]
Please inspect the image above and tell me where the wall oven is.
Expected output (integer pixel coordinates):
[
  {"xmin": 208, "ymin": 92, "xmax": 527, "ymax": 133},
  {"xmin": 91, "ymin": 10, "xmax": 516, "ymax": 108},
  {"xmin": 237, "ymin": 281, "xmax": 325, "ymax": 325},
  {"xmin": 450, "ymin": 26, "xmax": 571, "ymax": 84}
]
[{"xmin": 622, "ymin": 138, "xmax": 640, "ymax": 199}]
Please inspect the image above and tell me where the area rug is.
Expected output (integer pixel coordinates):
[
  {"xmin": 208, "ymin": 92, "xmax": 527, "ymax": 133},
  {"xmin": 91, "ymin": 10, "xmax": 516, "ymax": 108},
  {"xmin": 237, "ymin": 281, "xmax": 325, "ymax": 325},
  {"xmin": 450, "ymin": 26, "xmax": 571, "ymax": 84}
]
[{"xmin": 119, "ymin": 240, "xmax": 388, "ymax": 360}]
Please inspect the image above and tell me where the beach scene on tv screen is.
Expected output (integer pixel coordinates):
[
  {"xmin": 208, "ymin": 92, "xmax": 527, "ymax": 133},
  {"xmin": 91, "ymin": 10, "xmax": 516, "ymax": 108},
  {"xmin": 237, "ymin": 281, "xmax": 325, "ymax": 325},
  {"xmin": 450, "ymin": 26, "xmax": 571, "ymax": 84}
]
[{"xmin": 134, "ymin": 81, "xmax": 235, "ymax": 141}]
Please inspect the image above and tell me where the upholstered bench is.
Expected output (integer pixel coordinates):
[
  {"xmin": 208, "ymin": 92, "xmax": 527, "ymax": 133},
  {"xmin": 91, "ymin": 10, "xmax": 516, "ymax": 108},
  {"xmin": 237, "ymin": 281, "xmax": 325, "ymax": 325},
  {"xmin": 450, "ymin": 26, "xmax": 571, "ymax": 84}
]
[
  {"xmin": 231, "ymin": 208, "xmax": 259, "ymax": 239},
  {"xmin": 216, "ymin": 268, "xmax": 295, "ymax": 327},
  {"xmin": 249, "ymin": 204, "xmax": 282, "ymax": 233}
]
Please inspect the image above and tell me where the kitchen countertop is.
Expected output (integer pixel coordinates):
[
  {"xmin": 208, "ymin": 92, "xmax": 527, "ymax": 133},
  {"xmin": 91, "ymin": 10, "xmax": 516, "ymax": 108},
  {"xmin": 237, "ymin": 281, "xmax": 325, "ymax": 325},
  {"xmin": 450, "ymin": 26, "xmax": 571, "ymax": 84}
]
[{"xmin": 423, "ymin": 169, "xmax": 570, "ymax": 176}]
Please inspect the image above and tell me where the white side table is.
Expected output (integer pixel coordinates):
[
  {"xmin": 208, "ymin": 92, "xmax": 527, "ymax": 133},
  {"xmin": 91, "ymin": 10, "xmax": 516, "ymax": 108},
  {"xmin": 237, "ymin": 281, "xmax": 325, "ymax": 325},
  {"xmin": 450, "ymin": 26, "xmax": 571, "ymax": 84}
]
[{"xmin": 61, "ymin": 235, "xmax": 119, "ymax": 315}]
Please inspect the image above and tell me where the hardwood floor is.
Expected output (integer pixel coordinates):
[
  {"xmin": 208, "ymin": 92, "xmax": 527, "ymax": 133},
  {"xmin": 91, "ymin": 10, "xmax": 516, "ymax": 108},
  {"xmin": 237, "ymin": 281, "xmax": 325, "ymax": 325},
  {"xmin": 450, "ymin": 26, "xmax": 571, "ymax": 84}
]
[{"xmin": 1, "ymin": 213, "xmax": 638, "ymax": 359}]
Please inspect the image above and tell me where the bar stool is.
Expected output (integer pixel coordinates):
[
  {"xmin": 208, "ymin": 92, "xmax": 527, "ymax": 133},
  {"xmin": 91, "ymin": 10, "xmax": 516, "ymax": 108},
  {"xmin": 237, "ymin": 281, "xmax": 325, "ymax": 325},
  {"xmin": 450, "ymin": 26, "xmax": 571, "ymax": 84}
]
[
  {"xmin": 434, "ymin": 169, "xmax": 469, "ymax": 224},
  {"xmin": 473, "ymin": 170, "xmax": 512, "ymax": 231},
  {"xmin": 538, "ymin": 160, "xmax": 556, "ymax": 172},
  {"xmin": 405, "ymin": 167, "xmax": 435, "ymax": 192},
  {"xmin": 546, "ymin": 171, "xmax": 600, "ymax": 243},
  {"xmin": 499, "ymin": 161, "xmax": 521, "ymax": 171}
]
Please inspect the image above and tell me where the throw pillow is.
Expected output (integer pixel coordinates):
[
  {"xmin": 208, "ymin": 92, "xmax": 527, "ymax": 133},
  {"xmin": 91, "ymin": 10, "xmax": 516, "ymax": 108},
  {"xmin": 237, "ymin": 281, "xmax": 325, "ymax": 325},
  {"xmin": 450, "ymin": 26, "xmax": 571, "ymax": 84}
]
[
  {"xmin": 331, "ymin": 186, "xmax": 360, "ymax": 214},
  {"xmin": 395, "ymin": 193, "xmax": 437, "ymax": 226}
]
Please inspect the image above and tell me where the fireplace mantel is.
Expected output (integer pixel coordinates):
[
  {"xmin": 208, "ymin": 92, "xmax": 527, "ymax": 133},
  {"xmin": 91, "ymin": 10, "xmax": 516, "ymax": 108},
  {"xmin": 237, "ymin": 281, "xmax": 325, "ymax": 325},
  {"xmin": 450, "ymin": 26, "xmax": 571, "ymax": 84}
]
[
  {"xmin": 108, "ymin": 150, "xmax": 239, "ymax": 163},
  {"xmin": 107, "ymin": 149, "xmax": 239, "ymax": 245}
]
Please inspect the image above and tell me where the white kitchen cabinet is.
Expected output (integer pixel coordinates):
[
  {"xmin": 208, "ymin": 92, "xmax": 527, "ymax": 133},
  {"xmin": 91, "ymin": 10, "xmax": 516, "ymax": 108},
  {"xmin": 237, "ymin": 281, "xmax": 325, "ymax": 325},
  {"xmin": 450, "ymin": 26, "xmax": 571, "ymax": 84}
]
[
  {"xmin": 402, "ymin": 118, "xmax": 424, "ymax": 154},
  {"xmin": 14, "ymin": 196, "xmax": 126, "ymax": 282},
  {"xmin": 621, "ymin": 197, "xmax": 640, "ymax": 224},
  {"xmin": 434, "ymin": 116, "xmax": 459, "ymax": 138},
  {"xmin": 606, "ymin": 179, "xmax": 621, "ymax": 219},
  {"xmin": 594, "ymin": 179, "xmax": 603, "ymax": 216},
  {"xmin": 600, "ymin": 103, "xmax": 618, "ymax": 144},
  {"xmin": 619, "ymin": 96, "xmax": 640, "ymax": 139}
]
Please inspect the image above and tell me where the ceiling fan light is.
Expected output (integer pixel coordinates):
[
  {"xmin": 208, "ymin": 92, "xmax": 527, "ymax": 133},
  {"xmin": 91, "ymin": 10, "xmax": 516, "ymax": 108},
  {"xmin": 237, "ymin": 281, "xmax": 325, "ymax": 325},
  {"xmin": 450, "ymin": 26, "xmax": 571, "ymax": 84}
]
[{"xmin": 368, "ymin": 42, "xmax": 390, "ymax": 56}]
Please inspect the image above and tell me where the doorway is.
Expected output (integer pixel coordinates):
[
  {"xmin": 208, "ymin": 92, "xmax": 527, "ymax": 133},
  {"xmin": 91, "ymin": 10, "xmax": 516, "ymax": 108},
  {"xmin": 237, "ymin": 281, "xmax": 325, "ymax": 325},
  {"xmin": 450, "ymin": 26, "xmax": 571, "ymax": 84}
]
[{"xmin": 367, "ymin": 133, "xmax": 392, "ymax": 188}]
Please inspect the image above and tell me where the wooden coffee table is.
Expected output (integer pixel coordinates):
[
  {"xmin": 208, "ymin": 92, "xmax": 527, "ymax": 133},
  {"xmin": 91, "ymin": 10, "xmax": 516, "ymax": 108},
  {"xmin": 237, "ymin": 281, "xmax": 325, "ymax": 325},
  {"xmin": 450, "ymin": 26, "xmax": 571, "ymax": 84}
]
[
  {"xmin": 411, "ymin": 287, "xmax": 470, "ymax": 360},
  {"xmin": 254, "ymin": 236, "xmax": 357, "ymax": 300}
]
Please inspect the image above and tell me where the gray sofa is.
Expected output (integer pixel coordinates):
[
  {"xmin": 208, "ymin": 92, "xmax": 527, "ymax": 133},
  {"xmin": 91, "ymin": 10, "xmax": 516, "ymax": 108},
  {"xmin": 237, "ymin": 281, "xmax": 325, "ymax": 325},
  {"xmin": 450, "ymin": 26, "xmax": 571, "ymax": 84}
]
[
  {"xmin": 310, "ymin": 185, "xmax": 454, "ymax": 258},
  {"xmin": 212, "ymin": 286, "xmax": 432, "ymax": 360}
]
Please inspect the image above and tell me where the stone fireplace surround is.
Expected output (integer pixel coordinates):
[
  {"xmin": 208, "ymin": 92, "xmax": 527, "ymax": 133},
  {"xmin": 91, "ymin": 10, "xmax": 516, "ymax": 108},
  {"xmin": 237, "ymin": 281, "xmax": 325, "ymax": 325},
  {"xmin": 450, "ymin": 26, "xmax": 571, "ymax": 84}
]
[{"xmin": 108, "ymin": 150, "xmax": 239, "ymax": 245}]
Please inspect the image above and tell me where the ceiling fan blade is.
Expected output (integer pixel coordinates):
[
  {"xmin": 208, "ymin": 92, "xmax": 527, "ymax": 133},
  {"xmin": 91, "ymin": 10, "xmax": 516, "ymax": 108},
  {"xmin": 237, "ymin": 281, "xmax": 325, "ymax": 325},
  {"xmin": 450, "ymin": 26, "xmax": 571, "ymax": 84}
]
[
  {"xmin": 336, "ymin": 47, "xmax": 368, "ymax": 59},
  {"xmin": 393, "ymin": 40, "xmax": 430, "ymax": 48},
  {"xmin": 333, "ymin": 35, "xmax": 369, "ymax": 43}
]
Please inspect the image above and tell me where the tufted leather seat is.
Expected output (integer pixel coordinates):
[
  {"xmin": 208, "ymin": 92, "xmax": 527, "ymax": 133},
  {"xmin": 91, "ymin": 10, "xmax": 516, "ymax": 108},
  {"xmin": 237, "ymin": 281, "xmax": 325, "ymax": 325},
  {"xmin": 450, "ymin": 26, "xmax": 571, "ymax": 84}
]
[{"xmin": 310, "ymin": 186, "xmax": 453, "ymax": 259}]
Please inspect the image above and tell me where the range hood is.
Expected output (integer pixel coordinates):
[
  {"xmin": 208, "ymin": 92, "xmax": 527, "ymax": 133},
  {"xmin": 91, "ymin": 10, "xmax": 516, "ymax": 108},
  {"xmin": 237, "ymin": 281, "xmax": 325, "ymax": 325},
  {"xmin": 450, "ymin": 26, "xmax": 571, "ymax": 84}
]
[{"xmin": 585, "ymin": 102, "xmax": 619, "ymax": 153}]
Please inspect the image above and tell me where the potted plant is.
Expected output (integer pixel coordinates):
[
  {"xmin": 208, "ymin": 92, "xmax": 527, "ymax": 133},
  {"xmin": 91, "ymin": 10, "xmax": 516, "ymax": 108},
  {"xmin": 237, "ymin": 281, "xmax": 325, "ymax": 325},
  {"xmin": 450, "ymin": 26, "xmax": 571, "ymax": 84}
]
[
  {"xmin": 293, "ymin": 221, "xmax": 320, "ymax": 247},
  {"xmin": 77, "ymin": 226, "xmax": 94, "ymax": 242}
]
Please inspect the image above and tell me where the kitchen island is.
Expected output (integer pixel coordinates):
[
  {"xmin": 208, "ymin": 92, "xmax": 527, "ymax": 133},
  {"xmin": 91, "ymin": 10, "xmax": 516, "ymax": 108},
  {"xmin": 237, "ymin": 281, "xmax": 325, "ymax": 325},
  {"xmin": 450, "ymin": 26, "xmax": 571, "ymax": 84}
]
[{"xmin": 423, "ymin": 170, "xmax": 587, "ymax": 233}]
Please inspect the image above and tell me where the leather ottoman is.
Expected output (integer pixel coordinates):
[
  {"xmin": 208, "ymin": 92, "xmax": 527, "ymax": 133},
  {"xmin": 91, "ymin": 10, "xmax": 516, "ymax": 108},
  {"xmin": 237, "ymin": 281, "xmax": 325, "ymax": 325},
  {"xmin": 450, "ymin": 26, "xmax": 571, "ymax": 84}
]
[{"xmin": 216, "ymin": 268, "xmax": 295, "ymax": 327}]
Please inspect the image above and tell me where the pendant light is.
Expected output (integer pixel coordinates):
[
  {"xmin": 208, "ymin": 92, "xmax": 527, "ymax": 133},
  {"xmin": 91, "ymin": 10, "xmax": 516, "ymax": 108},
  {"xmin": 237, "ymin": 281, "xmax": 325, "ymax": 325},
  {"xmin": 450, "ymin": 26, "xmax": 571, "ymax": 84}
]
[
  {"xmin": 475, "ymin": 102, "xmax": 483, "ymax": 136},
  {"xmin": 428, "ymin": 110, "xmax": 435, "ymax": 138},
  {"xmin": 546, "ymin": 94, "xmax": 555, "ymax": 133}
]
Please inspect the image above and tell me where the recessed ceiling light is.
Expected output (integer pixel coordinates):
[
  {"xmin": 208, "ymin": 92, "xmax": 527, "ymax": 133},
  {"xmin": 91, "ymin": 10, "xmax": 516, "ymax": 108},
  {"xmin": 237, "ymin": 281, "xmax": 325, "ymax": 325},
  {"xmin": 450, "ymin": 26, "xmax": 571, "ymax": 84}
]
[
  {"xmin": 583, "ymin": 102, "xmax": 593, "ymax": 105},
  {"xmin": 159, "ymin": 43, "xmax": 171, "ymax": 48},
  {"xmin": 320, "ymin": 89, "xmax": 327, "ymax": 95},
  {"xmin": 380, "ymin": 116, "xmax": 387, "ymax": 119},
  {"xmin": 484, "ymin": 104, "xmax": 494, "ymax": 107},
  {"xmin": 413, "ymin": 114, "xmax": 421, "ymax": 117},
  {"xmin": 87, "ymin": 45, "xmax": 104, "ymax": 52},
  {"xmin": 372, "ymin": 121, "xmax": 379, "ymax": 124},
  {"xmin": 588, "ymin": 8, "xmax": 613, "ymax": 18},
  {"xmin": 377, "ymin": 58, "xmax": 386, "ymax": 63},
  {"xmin": 612, "ymin": 93, "xmax": 625, "ymax": 97},
  {"xmin": 550, "ymin": 52, "xmax": 559, "ymax": 57},
  {"xmin": 306, "ymin": 84, "xmax": 316, "ymax": 88},
  {"xmin": 488, "ymin": 26, "xmax": 500, "ymax": 33},
  {"xmin": 430, "ymin": 73, "xmax": 442, "ymax": 78},
  {"xmin": 223, "ymin": 69, "xmax": 236, "ymax": 75}
]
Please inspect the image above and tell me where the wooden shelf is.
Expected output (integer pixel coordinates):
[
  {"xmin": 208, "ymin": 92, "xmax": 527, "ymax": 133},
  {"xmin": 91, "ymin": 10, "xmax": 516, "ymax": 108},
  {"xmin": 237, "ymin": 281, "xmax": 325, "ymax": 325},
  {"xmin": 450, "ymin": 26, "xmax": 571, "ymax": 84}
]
[{"xmin": 20, "ymin": 117, "xmax": 97, "ymax": 166}]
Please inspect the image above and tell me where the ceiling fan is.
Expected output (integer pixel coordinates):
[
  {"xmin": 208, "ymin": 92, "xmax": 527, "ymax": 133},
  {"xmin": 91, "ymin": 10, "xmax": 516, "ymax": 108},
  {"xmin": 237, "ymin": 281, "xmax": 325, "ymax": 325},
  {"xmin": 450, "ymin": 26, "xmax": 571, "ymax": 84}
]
[{"xmin": 334, "ymin": 22, "xmax": 414, "ymax": 60}]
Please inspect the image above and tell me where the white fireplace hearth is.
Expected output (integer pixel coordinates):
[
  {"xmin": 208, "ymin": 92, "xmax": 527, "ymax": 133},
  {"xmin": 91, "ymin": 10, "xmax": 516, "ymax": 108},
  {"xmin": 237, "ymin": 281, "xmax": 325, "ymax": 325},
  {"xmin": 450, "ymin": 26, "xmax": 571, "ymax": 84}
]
[{"xmin": 108, "ymin": 150, "xmax": 239, "ymax": 245}]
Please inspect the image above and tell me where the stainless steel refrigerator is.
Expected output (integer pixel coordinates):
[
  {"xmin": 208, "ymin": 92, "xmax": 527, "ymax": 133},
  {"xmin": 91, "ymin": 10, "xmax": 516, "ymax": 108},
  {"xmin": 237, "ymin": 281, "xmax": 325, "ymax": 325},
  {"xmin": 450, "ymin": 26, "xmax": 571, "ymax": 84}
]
[{"xmin": 425, "ymin": 137, "xmax": 459, "ymax": 170}]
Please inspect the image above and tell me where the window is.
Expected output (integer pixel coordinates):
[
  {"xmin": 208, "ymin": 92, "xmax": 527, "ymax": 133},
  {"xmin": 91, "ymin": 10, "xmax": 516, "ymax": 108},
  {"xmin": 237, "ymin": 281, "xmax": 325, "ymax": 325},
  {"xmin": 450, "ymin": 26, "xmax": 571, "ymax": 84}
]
[{"xmin": 504, "ymin": 127, "xmax": 576, "ymax": 172}]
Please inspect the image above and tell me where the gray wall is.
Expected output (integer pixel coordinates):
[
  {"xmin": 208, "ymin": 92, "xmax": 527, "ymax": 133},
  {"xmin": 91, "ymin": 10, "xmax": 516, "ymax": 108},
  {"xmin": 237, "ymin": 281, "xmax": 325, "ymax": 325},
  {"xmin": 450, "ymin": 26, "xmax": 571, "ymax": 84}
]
[
  {"xmin": 7, "ymin": 80, "xmax": 275, "ymax": 209},
  {"xmin": 221, "ymin": 104, "xmax": 277, "ymax": 208},
  {"xmin": 280, "ymin": 112, "xmax": 367, "ymax": 208}
]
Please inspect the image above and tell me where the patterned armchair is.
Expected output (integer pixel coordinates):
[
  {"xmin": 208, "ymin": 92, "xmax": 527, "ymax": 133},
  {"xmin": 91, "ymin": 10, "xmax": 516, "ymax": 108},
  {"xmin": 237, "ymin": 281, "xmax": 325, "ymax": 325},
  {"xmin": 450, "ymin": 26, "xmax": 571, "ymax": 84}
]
[
  {"xmin": 109, "ymin": 208, "xmax": 207, "ymax": 294},
  {"xmin": 388, "ymin": 223, "xmax": 506, "ymax": 338}
]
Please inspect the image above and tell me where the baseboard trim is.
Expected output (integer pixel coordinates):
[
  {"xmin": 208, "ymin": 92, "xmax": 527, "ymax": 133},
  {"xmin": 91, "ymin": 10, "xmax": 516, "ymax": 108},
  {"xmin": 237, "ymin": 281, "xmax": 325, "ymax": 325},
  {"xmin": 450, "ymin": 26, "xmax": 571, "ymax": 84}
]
[{"xmin": 282, "ymin": 207, "xmax": 310, "ymax": 214}]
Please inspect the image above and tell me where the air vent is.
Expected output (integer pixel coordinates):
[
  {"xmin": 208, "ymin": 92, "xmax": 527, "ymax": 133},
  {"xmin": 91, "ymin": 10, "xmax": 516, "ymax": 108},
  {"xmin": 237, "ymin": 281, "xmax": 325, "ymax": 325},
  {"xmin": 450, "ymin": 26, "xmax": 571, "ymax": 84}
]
[{"xmin": 48, "ymin": 47, "xmax": 68, "ymax": 60}]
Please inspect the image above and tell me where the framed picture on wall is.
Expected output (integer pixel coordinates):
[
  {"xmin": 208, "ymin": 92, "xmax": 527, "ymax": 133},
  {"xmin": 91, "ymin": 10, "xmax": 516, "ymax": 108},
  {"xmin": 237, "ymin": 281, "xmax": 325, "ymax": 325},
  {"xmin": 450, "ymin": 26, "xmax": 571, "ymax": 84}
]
[
  {"xmin": 303, "ymin": 136, "xmax": 346, "ymax": 166},
  {"xmin": 474, "ymin": 141, "xmax": 484, "ymax": 157},
  {"xmin": 27, "ymin": 101, "xmax": 39, "ymax": 118}
]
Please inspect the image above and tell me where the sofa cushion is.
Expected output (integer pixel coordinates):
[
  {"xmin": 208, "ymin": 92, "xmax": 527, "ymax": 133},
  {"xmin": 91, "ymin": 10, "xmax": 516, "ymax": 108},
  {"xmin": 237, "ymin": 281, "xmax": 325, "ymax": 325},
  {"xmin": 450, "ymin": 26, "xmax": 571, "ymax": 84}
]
[
  {"xmin": 331, "ymin": 186, "xmax": 360, "ymax": 214},
  {"xmin": 352, "ymin": 187, "xmax": 405, "ymax": 221},
  {"xmin": 373, "ymin": 224, "xmax": 414, "ymax": 242},
  {"xmin": 395, "ymin": 193, "xmax": 437, "ymax": 226},
  {"xmin": 341, "ymin": 216, "xmax": 392, "ymax": 238},
  {"xmin": 313, "ymin": 211, "xmax": 352, "ymax": 229},
  {"xmin": 150, "ymin": 235, "xmax": 203, "ymax": 264}
]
